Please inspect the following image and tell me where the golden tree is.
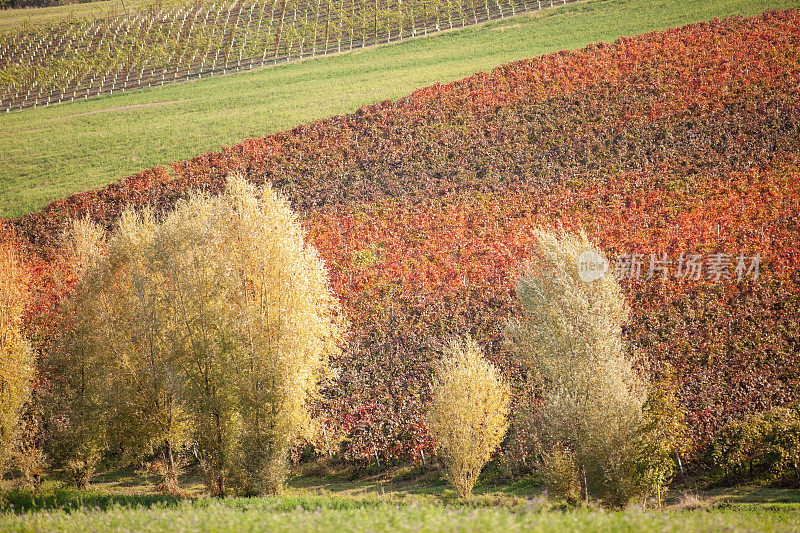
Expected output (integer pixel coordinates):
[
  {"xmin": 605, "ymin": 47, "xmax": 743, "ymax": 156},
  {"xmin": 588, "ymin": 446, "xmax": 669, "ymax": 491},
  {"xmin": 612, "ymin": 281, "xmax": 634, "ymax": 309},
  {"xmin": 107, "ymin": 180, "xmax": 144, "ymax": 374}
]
[
  {"xmin": 47, "ymin": 216, "xmax": 115, "ymax": 488},
  {"xmin": 508, "ymin": 230, "xmax": 650, "ymax": 507},
  {"xmin": 0, "ymin": 228, "xmax": 34, "ymax": 477},
  {"xmin": 215, "ymin": 176, "xmax": 345, "ymax": 495},
  {"xmin": 427, "ymin": 337, "xmax": 510, "ymax": 498},
  {"xmin": 60, "ymin": 175, "xmax": 344, "ymax": 495}
]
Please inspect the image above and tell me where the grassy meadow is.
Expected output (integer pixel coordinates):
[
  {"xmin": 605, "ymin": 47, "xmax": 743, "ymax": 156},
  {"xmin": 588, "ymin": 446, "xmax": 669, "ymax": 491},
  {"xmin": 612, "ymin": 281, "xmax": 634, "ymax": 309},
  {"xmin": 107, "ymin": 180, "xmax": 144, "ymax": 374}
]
[
  {"xmin": 0, "ymin": 0, "xmax": 798, "ymax": 217},
  {"xmin": 3, "ymin": 503, "xmax": 799, "ymax": 532},
  {"xmin": 1, "ymin": 469, "xmax": 799, "ymax": 532}
]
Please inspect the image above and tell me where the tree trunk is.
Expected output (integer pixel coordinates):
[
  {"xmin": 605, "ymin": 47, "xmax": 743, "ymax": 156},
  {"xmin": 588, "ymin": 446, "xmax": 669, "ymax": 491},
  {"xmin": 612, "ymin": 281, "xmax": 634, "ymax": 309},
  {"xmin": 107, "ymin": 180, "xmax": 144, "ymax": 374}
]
[
  {"xmin": 213, "ymin": 410, "xmax": 226, "ymax": 497},
  {"xmin": 216, "ymin": 473, "xmax": 225, "ymax": 497},
  {"xmin": 163, "ymin": 440, "xmax": 179, "ymax": 493},
  {"xmin": 579, "ymin": 464, "xmax": 588, "ymax": 505}
]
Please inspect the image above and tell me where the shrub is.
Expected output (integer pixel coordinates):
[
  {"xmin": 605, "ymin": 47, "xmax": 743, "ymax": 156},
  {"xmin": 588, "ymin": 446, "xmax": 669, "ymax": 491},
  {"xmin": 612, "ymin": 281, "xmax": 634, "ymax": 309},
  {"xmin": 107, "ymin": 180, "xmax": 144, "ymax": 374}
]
[
  {"xmin": 427, "ymin": 337, "xmax": 510, "ymax": 498},
  {"xmin": 712, "ymin": 404, "xmax": 800, "ymax": 485},
  {"xmin": 53, "ymin": 175, "xmax": 344, "ymax": 496},
  {"xmin": 632, "ymin": 376, "xmax": 688, "ymax": 507},
  {"xmin": 673, "ymin": 492, "xmax": 713, "ymax": 511},
  {"xmin": 43, "ymin": 217, "xmax": 114, "ymax": 488},
  {"xmin": 13, "ymin": 402, "xmax": 46, "ymax": 489},
  {"xmin": 766, "ymin": 406, "xmax": 800, "ymax": 484},
  {"xmin": 539, "ymin": 445, "xmax": 581, "ymax": 506},
  {"xmin": 508, "ymin": 230, "xmax": 676, "ymax": 508},
  {"xmin": 0, "ymin": 228, "xmax": 34, "ymax": 478}
]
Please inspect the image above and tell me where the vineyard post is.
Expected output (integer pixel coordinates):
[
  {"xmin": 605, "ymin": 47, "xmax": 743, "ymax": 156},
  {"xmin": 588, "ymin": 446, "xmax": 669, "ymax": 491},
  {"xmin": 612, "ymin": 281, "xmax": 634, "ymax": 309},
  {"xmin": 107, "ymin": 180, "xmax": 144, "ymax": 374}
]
[
  {"xmin": 288, "ymin": 2, "xmax": 299, "ymax": 61},
  {"xmin": 338, "ymin": 0, "xmax": 343, "ymax": 52},
  {"xmin": 274, "ymin": 0, "xmax": 287, "ymax": 60},
  {"xmin": 350, "ymin": 0, "xmax": 355, "ymax": 48},
  {"xmin": 447, "ymin": 0, "xmax": 453, "ymax": 28},
  {"xmin": 324, "ymin": 0, "xmax": 330, "ymax": 54},
  {"xmin": 237, "ymin": 4, "xmax": 256, "ymax": 69},
  {"xmin": 312, "ymin": 0, "xmax": 321, "ymax": 56},
  {"xmin": 261, "ymin": 0, "xmax": 278, "ymax": 66},
  {"xmin": 397, "ymin": 0, "xmax": 403, "ymax": 40},
  {"xmin": 301, "ymin": 5, "xmax": 308, "ymax": 59},
  {"xmin": 361, "ymin": 0, "xmax": 366, "ymax": 46},
  {"xmin": 254, "ymin": 0, "xmax": 267, "ymax": 67}
]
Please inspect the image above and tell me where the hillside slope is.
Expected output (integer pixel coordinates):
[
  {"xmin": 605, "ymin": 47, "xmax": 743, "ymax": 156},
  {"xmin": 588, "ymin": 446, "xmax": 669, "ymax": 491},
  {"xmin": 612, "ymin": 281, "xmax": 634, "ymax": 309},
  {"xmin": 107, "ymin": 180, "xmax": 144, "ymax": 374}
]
[
  {"xmin": 2, "ymin": 0, "xmax": 798, "ymax": 217},
  {"xmin": 12, "ymin": 10, "xmax": 800, "ymax": 462}
]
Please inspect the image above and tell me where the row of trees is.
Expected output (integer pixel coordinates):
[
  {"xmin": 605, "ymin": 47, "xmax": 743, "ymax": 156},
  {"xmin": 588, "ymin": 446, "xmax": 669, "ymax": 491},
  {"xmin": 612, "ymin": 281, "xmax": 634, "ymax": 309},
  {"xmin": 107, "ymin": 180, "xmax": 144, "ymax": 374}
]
[
  {"xmin": 19, "ymin": 175, "xmax": 800, "ymax": 508},
  {"xmin": 7, "ymin": 175, "xmax": 799, "ymax": 506},
  {"xmin": 428, "ymin": 231, "xmax": 687, "ymax": 504},
  {"xmin": 1, "ymin": 179, "xmax": 689, "ymax": 506},
  {"xmin": 712, "ymin": 405, "xmax": 800, "ymax": 485},
  {"xmin": 6, "ymin": 176, "xmax": 345, "ymax": 496}
]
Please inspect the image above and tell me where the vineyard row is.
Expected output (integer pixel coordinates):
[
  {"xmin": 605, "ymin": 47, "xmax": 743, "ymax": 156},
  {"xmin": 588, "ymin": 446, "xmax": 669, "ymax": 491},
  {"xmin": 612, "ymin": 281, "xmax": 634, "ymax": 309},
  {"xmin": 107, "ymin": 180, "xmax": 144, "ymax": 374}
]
[{"xmin": 1, "ymin": 0, "xmax": 580, "ymax": 111}]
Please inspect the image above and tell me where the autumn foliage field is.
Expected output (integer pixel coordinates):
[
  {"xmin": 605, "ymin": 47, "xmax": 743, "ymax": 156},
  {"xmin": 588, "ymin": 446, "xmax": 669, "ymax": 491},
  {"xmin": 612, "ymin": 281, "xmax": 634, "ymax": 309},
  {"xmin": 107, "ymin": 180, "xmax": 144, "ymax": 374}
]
[{"xmin": 6, "ymin": 9, "xmax": 800, "ymax": 468}]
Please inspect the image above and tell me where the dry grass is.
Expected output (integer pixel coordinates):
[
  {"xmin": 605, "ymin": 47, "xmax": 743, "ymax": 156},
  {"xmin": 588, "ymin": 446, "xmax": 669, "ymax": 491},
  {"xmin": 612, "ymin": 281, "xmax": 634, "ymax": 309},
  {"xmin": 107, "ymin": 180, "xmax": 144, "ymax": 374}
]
[{"xmin": 672, "ymin": 492, "xmax": 714, "ymax": 511}]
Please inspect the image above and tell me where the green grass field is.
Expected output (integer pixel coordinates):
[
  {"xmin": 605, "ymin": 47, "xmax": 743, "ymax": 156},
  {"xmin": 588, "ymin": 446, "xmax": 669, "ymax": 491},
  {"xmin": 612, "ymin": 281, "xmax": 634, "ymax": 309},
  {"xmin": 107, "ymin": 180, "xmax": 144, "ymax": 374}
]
[
  {"xmin": 2, "ymin": 502, "xmax": 799, "ymax": 532},
  {"xmin": 1, "ymin": 469, "xmax": 799, "ymax": 533},
  {"xmin": 1, "ymin": 0, "xmax": 798, "ymax": 218}
]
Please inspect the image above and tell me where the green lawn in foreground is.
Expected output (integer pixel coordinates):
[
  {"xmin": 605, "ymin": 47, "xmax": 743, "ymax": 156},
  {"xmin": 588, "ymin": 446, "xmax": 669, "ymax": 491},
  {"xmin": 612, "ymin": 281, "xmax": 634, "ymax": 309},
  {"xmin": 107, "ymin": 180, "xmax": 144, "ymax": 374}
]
[
  {"xmin": 2, "ymin": 502, "xmax": 800, "ymax": 533},
  {"xmin": 0, "ymin": 486, "xmax": 799, "ymax": 533},
  {"xmin": 1, "ymin": 474, "xmax": 799, "ymax": 533},
  {"xmin": 1, "ymin": 0, "xmax": 798, "ymax": 218}
]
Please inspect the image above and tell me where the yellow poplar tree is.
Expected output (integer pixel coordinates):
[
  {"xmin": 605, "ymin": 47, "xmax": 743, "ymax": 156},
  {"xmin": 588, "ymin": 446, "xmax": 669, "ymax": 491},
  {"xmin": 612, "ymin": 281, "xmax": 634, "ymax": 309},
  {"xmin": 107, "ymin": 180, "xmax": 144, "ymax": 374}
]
[
  {"xmin": 508, "ymin": 230, "xmax": 681, "ymax": 508},
  {"xmin": 0, "ymin": 229, "xmax": 34, "ymax": 477},
  {"xmin": 61, "ymin": 175, "xmax": 344, "ymax": 496},
  {"xmin": 427, "ymin": 337, "xmax": 510, "ymax": 498}
]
